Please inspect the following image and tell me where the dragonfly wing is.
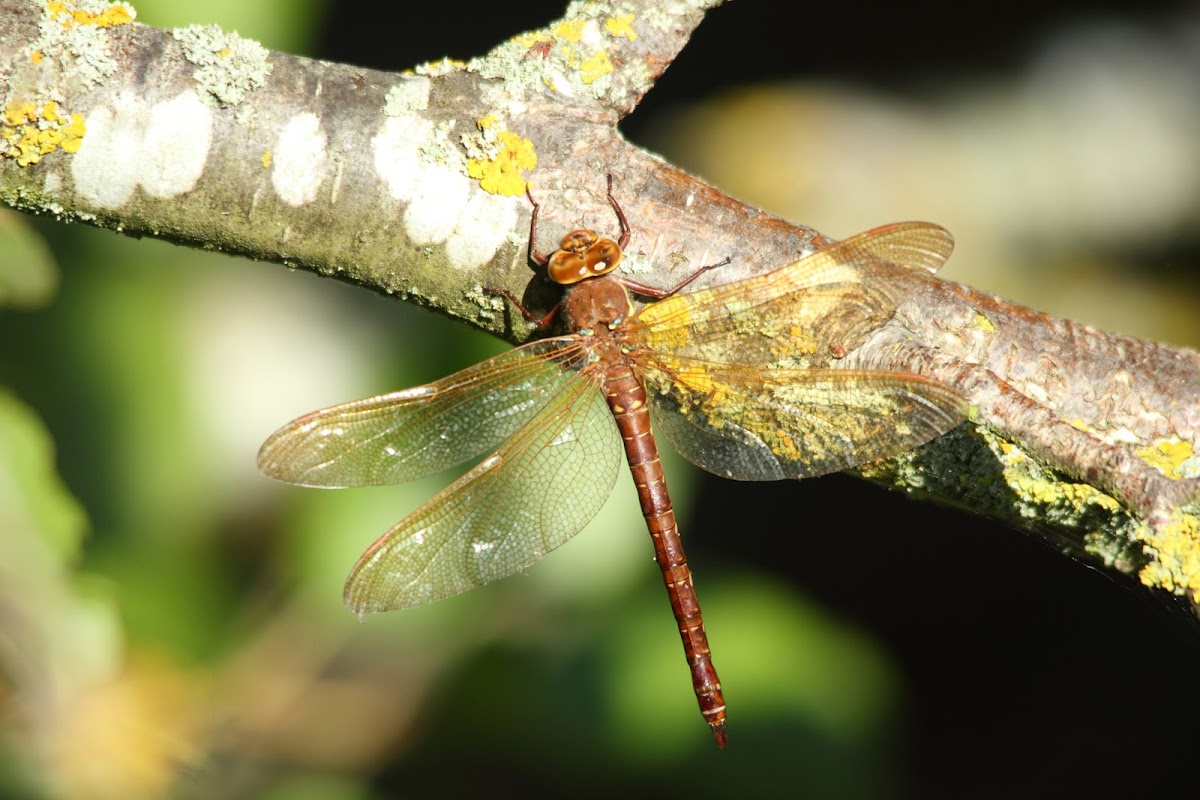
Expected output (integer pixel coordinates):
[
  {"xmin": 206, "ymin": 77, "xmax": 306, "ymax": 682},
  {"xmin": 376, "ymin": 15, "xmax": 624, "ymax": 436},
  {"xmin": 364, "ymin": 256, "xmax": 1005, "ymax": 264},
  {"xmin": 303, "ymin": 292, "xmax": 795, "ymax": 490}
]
[
  {"xmin": 344, "ymin": 370, "xmax": 623, "ymax": 613},
  {"xmin": 258, "ymin": 337, "xmax": 588, "ymax": 487},
  {"xmin": 645, "ymin": 364, "xmax": 966, "ymax": 480},
  {"xmin": 629, "ymin": 222, "xmax": 954, "ymax": 370}
]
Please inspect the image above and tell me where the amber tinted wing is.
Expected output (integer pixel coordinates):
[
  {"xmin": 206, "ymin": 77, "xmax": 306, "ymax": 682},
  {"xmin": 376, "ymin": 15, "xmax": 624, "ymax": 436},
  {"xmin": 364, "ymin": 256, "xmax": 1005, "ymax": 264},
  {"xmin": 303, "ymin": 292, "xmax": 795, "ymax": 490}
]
[
  {"xmin": 343, "ymin": 370, "xmax": 623, "ymax": 612},
  {"xmin": 624, "ymin": 222, "xmax": 964, "ymax": 480},
  {"xmin": 258, "ymin": 338, "xmax": 590, "ymax": 488},
  {"xmin": 645, "ymin": 365, "xmax": 965, "ymax": 480},
  {"xmin": 626, "ymin": 221, "xmax": 954, "ymax": 370}
]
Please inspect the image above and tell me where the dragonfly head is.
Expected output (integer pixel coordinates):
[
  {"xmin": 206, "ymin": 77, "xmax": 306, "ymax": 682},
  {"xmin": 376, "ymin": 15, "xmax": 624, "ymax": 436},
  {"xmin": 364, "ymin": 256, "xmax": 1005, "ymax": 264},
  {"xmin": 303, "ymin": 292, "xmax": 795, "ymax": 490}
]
[{"xmin": 547, "ymin": 229, "xmax": 623, "ymax": 285}]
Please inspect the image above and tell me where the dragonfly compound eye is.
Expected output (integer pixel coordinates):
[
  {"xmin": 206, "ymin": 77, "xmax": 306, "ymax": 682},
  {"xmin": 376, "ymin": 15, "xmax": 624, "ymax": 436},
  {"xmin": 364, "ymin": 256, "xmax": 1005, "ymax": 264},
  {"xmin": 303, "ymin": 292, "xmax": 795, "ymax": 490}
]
[
  {"xmin": 585, "ymin": 239, "xmax": 622, "ymax": 274},
  {"xmin": 560, "ymin": 229, "xmax": 598, "ymax": 254},
  {"xmin": 548, "ymin": 250, "xmax": 592, "ymax": 284}
]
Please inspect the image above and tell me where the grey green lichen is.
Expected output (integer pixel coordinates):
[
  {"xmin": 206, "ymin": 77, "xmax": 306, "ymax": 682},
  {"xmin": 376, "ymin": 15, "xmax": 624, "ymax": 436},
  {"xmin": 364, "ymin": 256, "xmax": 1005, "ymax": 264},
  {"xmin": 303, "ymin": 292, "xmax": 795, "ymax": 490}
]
[
  {"xmin": 171, "ymin": 24, "xmax": 273, "ymax": 109},
  {"xmin": 21, "ymin": 1, "xmax": 135, "ymax": 93},
  {"xmin": 860, "ymin": 422, "xmax": 1200, "ymax": 604},
  {"xmin": 384, "ymin": 79, "xmax": 431, "ymax": 117},
  {"xmin": 470, "ymin": 10, "xmax": 647, "ymax": 100}
]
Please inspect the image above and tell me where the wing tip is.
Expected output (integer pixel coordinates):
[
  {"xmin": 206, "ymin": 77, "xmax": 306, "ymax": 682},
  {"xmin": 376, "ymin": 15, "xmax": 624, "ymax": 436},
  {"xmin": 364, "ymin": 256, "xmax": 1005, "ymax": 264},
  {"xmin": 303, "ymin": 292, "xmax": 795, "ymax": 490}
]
[{"xmin": 853, "ymin": 221, "xmax": 955, "ymax": 274}]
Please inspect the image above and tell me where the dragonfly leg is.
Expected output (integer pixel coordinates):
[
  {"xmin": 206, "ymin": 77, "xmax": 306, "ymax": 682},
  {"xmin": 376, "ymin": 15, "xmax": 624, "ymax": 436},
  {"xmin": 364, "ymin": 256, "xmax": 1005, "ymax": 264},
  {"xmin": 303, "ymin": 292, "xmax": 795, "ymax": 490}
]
[
  {"xmin": 619, "ymin": 255, "xmax": 733, "ymax": 300},
  {"xmin": 605, "ymin": 173, "xmax": 632, "ymax": 251},
  {"xmin": 525, "ymin": 185, "xmax": 550, "ymax": 267},
  {"xmin": 483, "ymin": 286, "xmax": 561, "ymax": 329}
]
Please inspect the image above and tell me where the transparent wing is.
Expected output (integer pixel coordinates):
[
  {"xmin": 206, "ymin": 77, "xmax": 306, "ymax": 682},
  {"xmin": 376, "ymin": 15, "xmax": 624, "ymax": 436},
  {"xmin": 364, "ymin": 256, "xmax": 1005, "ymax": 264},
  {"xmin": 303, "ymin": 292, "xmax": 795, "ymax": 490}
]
[
  {"xmin": 645, "ymin": 363, "xmax": 966, "ymax": 480},
  {"xmin": 257, "ymin": 337, "xmax": 588, "ymax": 487},
  {"xmin": 627, "ymin": 222, "xmax": 954, "ymax": 370},
  {"xmin": 624, "ymin": 221, "xmax": 963, "ymax": 480},
  {"xmin": 343, "ymin": 370, "xmax": 623, "ymax": 613}
]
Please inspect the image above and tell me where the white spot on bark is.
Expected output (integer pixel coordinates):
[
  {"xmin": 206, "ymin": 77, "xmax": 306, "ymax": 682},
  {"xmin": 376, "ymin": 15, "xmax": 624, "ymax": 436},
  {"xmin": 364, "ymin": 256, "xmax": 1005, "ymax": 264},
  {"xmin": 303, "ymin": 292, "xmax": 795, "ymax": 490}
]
[
  {"xmin": 445, "ymin": 189, "xmax": 516, "ymax": 268},
  {"xmin": 405, "ymin": 171, "xmax": 470, "ymax": 244},
  {"xmin": 271, "ymin": 113, "xmax": 328, "ymax": 206},
  {"xmin": 71, "ymin": 90, "xmax": 214, "ymax": 209},
  {"xmin": 372, "ymin": 115, "xmax": 434, "ymax": 198},
  {"xmin": 71, "ymin": 105, "xmax": 138, "ymax": 208},
  {"xmin": 372, "ymin": 116, "xmax": 515, "ymax": 269},
  {"xmin": 140, "ymin": 91, "xmax": 214, "ymax": 198}
]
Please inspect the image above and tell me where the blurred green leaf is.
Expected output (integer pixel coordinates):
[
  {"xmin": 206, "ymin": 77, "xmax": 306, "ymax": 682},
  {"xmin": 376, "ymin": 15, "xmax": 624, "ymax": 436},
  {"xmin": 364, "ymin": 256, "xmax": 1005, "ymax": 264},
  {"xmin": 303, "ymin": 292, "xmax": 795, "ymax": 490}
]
[
  {"xmin": 258, "ymin": 772, "xmax": 376, "ymax": 800},
  {"xmin": 0, "ymin": 212, "xmax": 58, "ymax": 310},
  {"xmin": 134, "ymin": 0, "xmax": 326, "ymax": 54},
  {"xmin": 0, "ymin": 388, "xmax": 87, "ymax": 557}
]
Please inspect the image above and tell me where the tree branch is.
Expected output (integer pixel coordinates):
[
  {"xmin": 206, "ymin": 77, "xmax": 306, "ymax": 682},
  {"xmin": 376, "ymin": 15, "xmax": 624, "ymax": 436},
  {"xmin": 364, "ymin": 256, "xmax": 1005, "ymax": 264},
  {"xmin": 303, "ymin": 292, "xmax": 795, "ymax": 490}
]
[{"xmin": 2, "ymin": 0, "xmax": 1198, "ymax": 609}]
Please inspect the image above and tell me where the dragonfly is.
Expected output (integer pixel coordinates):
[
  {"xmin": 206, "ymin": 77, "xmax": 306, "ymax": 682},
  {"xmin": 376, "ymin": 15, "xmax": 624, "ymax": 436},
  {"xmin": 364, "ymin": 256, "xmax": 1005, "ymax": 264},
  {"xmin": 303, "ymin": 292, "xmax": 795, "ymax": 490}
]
[{"xmin": 257, "ymin": 176, "xmax": 967, "ymax": 748}]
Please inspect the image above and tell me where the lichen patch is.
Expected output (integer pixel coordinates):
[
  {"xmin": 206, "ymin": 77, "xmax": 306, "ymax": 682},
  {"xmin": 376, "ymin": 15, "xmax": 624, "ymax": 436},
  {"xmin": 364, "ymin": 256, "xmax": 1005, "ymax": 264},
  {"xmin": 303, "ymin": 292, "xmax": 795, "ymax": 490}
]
[
  {"xmin": 44, "ymin": 0, "xmax": 133, "ymax": 28},
  {"xmin": 473, "ymin": 11, "xmax": 633, "ymax": 100},
  {"xmin": 404, "ymin": 171, "xmax": 471, "ymax": 245},
  {"xmin": 1, "ymin": 100, "xmax": 86, "ymax": 166},
  {"xmin": 384, "ymin": 78, "xmax": 432, "ymax": 116},
  {"xmin": 271, "ymin": 113, "xmax": 328, "ymax": 207},
  {"xmin": 372, "ymin": 115, "xmax": 514, "ymax": 270},
  {"xmin": 138, "ymin": 91, "xmax": 214, "ymax": 199},
  {"xmin": 70, "ymin": 90, "xmax": 213, "ymax": 209},
  {"xmin": 462, "ymin": 116, "xmax": 536, "ymax": 196},
  {"xmin": 605, "ymin": 14, "xmax": 638, "ymax": 41},
  {"xmin": 444, "ymin": 189, "xmax": 517, "ymax": 269},
  {"xmin": 22, "ymin": 0, "xmax": 135, "ymax": 90},
  {"xmin": 372, "ymin": 115, "xmax": 436, "ymax": 200},
  {"xmin": 1135, "ymin": 437, "xmax": 1196, "ymax": 480},
  {"xmin": 1136, "ymin": 509, "xmax": 1200, "ymax": 602},
  {"xmin": 172, "ymin": 24, "xmax": 273, "ymax": 109}
]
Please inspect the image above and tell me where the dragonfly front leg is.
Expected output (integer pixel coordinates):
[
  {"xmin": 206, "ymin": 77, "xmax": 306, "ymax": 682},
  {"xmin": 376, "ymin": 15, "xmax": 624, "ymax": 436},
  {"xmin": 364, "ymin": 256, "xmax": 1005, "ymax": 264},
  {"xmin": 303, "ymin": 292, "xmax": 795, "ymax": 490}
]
[{"xmin": 484, "ymin": 286, "xmax": 561, "ymax": 329}]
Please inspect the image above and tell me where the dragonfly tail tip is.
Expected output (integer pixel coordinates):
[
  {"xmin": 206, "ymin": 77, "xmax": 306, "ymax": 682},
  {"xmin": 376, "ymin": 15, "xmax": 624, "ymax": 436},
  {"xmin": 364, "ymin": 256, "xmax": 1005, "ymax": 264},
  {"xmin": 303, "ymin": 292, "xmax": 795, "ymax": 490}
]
[{"xmin": 711, "ymin": 721, "xmax": 728, "ymax": 749}]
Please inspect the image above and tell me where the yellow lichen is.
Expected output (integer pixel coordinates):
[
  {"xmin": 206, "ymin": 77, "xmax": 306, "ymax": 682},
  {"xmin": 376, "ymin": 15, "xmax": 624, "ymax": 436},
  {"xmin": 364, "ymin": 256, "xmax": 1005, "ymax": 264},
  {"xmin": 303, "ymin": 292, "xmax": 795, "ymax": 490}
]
[
  {"xmin": 4, "ymin": 101, "xmax": 37, "ymax": 127},
  {"xmin": 514, "ymin": 31, "xmax": 555, "ymax": 48},
  {"xmin": 973, "ymin": 310, "xmax": 995, "ymax": 332},
  {"xmin": 1136, "ymin": 510, "xmax": 1200, "ymax": 602},
  {"xmin": 413, "ymin": 58, "xmax": 467, "ymax": 78},
  {"xmin": 579, "ymin": 51, "xmax": 613, "ymax": 84},
  {"xmin": 997, "ymin": 435, "xmax": 1121, "ymax": 515},
  {"xmin": 465, "ymin": 127, "xmax": 537, "ymax": 196},
  {"xmin": 1134, "ymin": 438, "xmax": 1194, "ymax": 480},
  {"xmin": 553, "ymin": 19, "xmax": 587, "ymax": 42},
  {"xmin": 46, "ymin": 0, "xmax": 135, "ymax": 29},
  {"xmin": 1, "ymin": 99, "xmax": 86, "ymax": 166},
  {"xmin": 261, "ymin": 151, "xmax": 271, "ymax": 169},
  {"xmin": 605, "ymin": 14, "xmax": 638, "ymax": 41}
]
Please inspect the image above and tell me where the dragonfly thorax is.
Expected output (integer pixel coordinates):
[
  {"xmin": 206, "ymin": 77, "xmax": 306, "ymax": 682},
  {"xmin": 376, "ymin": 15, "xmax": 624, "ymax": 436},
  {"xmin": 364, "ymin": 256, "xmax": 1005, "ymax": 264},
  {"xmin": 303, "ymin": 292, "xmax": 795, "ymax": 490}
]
[{"xmin": 562, "ymin": 273, "xmax": 632, "ymax": 334}]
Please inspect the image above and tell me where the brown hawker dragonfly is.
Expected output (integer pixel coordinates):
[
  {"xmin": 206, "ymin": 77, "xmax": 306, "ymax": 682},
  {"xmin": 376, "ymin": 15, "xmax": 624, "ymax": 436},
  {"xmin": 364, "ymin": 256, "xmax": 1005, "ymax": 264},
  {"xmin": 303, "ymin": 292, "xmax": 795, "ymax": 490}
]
[{"xmin": 257, "ymin": 177, "xmax": 967, "ymax": 747}]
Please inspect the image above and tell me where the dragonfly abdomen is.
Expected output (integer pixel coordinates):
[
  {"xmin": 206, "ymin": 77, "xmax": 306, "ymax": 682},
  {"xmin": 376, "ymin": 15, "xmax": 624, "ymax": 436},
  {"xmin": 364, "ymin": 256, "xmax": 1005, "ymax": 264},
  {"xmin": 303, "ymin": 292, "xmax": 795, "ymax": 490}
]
[{"xmin": 602, "ymin": 362, "xmax": 728, "ymax": 748}]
